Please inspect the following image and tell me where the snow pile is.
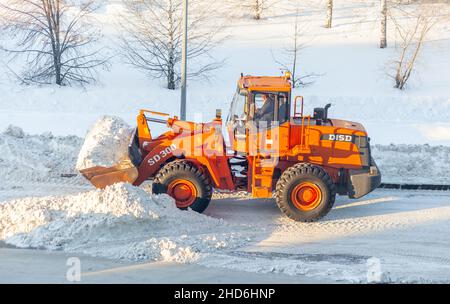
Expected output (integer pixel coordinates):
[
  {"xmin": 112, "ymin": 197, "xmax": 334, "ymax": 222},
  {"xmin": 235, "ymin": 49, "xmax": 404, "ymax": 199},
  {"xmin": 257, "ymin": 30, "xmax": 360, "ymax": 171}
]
[
  {"xmin": 76, "ymin": 116, "xmax": 134, "ymax": 170},
  {"xmin": 0, "ymin": 125, "xmax": 82, "ymax": 182},
  {"xmin": 372, "ymin": 144, "xmax": 450, "ymax": 184},
  {"xmin": 0, "ymin": 183, "xmax": 248, "ymax": 262}
]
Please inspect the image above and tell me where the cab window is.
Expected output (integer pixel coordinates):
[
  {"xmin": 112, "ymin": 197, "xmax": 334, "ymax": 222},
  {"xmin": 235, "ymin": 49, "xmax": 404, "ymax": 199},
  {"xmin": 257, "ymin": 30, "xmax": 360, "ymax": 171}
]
[
  {"xmin": 277, "ymin": 93, "xmax": 289, "ymax": 124},
  {"xmin": 227, "ymin": 89, "xmax": 248, "ymax": 123},
  {"xmin": 253, "ymin": 93, "xmax": 276, "ymax": 124},
  {"xmin": 253, "ymin": 92, "xmax": 289, "ymax": 125}
]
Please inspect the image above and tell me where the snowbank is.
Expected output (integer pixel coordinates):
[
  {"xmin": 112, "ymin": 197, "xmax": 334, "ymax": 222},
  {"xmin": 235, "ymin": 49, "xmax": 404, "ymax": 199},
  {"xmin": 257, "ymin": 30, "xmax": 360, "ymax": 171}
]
[
  {"xmin": 0, "ymin": 125, "xmax": 82, "ymax": 182},
  {"xmin": 372, "ymin": 144, "xmax": 450, "ymax": 184},
  {"xmin": 76, "ymin": 116, "xmax": 134, "ymax": 170},
  {"xmin": 0, "ymin": 183, "xmax": 248, "ymax": 262}
]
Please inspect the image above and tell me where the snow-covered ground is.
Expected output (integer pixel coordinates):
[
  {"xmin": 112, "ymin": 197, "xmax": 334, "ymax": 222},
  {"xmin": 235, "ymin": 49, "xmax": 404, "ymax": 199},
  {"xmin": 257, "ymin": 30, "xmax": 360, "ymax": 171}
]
[
  {"xmin": 1, "ymin": 181, "xmax": 449, "ymax": 283},
  {"xmin": 201, "ymin": 189, "xmax": 450, "ymax": 283}
]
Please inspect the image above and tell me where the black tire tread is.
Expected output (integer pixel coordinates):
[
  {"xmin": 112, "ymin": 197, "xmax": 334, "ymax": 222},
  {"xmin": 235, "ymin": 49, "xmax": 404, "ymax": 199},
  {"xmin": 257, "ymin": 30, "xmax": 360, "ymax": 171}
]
[
  {"xmin": 153, "ymin": 160, "xmax": 212, "ymax": 212},
  {"xmin": 275, "ymin": 163, "xmax": 336, "ymax": 222}
]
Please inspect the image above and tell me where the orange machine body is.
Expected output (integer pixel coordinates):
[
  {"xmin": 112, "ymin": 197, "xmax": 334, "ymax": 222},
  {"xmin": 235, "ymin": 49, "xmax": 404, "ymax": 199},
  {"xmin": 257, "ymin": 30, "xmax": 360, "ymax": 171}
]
[{"xmin": 127, "ymin": 74, "xmax": 378, "ymax": 200}]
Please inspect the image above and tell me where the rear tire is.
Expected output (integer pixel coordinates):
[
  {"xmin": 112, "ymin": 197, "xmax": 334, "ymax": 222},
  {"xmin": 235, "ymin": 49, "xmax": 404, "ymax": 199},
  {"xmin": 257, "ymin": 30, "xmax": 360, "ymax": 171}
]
[
  {"xmin": 152, "ymin": 160, "xmax": 212, "ymax": 213},
  {"xmin": 275, "ymin": 163, "xmax": 336, "ymax": 222}
]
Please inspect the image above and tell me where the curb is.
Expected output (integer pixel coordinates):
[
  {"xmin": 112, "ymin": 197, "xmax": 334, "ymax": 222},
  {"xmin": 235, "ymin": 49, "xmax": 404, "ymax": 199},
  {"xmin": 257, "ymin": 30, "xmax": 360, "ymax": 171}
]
[{"xmin": 379, "ymin": 183, "xmax": 450, "ymax": 191}]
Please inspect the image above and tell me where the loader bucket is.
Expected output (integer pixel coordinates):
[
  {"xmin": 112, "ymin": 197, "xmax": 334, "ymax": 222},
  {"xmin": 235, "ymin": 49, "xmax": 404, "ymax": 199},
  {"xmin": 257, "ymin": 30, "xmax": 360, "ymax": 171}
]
[{"xmin": 80, "ymin": 164, "xmax": 139, "ymax": 189}]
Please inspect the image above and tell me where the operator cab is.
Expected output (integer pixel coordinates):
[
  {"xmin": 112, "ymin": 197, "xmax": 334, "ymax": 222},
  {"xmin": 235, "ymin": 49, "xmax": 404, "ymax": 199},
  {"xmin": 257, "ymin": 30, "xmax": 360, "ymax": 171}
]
[
  {"xmin": 226, "ymin": 73, "xmax": 335, "ymax": 152},
  {"xmin": 227, "ymin": 74, "xmax": 291, "ymax": 122},
  {"xmin": 226, "ymin": 75, "xmax": 292, "ymax": 153},
  {"xmin": 227, "ymin": 73, "xmax": 333, "ymax": 126},
  {"xmin": 227, "ymin": 90, "xmax": 289, "ymax": 125}
]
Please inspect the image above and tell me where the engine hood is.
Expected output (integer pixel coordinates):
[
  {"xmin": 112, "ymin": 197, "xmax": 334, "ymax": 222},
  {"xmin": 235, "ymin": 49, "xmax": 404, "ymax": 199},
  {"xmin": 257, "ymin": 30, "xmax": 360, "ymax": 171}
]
[{"xmin": 329, "ymin": 119, "xmax": 367, "ymax": 133}]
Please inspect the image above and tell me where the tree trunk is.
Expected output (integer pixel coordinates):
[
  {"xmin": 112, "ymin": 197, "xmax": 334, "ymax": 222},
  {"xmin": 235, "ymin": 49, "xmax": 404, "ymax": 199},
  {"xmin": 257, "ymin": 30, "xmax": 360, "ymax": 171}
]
[
  {"xmin": 254, "ymin": 0, "xmax": 262, "ymax": 20},
  {"xmin": 380, "ymin": 0, "xmax": 387, "ymax": 48},
  {"xmin": 395, "ymin": 74, "xmax": 401, "ymax": 89},
  {"xmin": 167, "ymin": 67, "xmax": 176, "ymax": 90},
  {"xmin": 52, "ymin": 44, "xmax": 62, "ymax": 85},
  {"xmin": 167, "ymin": 51, "xmax": 176, "ymax": 90},
  {"xmin": 167, "ymin": 2, "xmax": 176, "ymax": 91},
  {"xmin": 55, "ymin": 61, "xmax": 62, "ymax": 85},
  {"xmin": 325, "ymin": 0, "xmax": 333, "ymax": 28}
]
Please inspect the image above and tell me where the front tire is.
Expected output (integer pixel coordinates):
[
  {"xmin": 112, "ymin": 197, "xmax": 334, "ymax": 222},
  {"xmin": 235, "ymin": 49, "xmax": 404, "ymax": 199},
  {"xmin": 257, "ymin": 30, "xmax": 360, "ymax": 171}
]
[
  {"xmin": 152, "ymin": 160, "xmax": 212, "ymax": 213},
  {"xmin": 275, "ymin": 163, "xmax": 336, "ymax": 222}
]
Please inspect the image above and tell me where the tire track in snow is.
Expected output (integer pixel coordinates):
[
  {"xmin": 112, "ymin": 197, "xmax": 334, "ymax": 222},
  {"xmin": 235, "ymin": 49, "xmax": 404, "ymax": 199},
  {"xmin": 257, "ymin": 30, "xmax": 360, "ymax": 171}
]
[{"xmin": 273, "ymin": 205, "xmax": 450, "ymax": 242}]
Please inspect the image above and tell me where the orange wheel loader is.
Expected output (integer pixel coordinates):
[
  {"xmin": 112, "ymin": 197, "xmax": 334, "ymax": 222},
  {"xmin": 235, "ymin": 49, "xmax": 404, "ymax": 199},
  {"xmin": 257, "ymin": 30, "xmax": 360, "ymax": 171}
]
[{"xmin": 80, "ymin": 73, "xmax": 381, "ymax": 222}]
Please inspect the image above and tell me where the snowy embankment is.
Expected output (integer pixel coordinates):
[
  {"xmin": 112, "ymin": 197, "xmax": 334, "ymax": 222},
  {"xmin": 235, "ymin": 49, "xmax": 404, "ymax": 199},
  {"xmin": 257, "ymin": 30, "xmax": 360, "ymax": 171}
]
[
  {"xmin": 0, "ymin": 183, "xmax": 248, "ymax": 262},
  {"xmin": 0, "ymin": 125, "xmax": 82, "ymax": 182},
  {"xmin": 373, "ymin": 144, "xmax": 450, "ymax": 185}
]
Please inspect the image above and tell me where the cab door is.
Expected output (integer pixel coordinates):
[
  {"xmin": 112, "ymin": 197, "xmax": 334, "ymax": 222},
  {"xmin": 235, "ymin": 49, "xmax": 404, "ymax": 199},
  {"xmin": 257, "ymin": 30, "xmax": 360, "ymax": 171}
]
[
  {"xmin": 249, "ymin": 92, "xmax": 290, "ymax": 158},
  {"xmin": 226, "ymin": 89, "xmax": 249, "ymax": 154}
]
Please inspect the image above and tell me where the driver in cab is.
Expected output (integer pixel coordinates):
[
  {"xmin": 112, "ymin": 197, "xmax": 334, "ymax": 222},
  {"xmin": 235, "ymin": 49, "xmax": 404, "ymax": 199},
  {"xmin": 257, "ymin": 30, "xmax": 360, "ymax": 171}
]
[{"xmin": 254, "ymin": 94, "xmax": 274, "ymax": 123}]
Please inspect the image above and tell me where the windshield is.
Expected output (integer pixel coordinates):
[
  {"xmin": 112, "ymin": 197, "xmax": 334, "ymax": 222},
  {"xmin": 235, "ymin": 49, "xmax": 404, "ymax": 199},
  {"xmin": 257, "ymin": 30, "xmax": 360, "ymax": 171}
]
[{"xmin": 227, "ymin": 89, "xmax": 247, "ymax": 123}]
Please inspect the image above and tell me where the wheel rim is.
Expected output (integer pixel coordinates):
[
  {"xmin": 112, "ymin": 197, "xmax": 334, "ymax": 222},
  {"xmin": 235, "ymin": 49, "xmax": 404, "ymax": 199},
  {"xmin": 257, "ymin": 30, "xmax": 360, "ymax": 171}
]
[
  {"xmin": 167, "ymin": 179, "xmax": 198, "ymax": 208},
  {"xmin": 290, "ymin": 182, "xmax": 322, "ymax": 211}
]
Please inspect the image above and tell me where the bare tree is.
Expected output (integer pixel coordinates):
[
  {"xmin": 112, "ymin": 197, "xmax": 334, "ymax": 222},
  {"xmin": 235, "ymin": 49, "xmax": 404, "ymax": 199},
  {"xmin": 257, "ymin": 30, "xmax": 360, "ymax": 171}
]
[
  {"xmin": 119, "ymin": 0, "xmax": 225, "ymax": 90},
  {"xmin": 325, "ymin": 0, "xmax": 333, "ymax": 28},
  {"xmin": 228, "ymin": 0, "xmax": 277, "ymax": 20},
  {"xmin": 380, "ymin": 0, "xmax": 388, "ymax": 48},
  {"xmin": 389, "ymin": 5, "xmax": 442, "ymax": 89},
  {"xmin": 272, "ymin": 10, "xmax": 320, "ymax": 88},
  {"xmin": 251, "ymin": 0, "xmax": 267, "ymax": 20},
  {"xmin": 0, "ymin": 0, "xmax": 108, "ymax": 86}
]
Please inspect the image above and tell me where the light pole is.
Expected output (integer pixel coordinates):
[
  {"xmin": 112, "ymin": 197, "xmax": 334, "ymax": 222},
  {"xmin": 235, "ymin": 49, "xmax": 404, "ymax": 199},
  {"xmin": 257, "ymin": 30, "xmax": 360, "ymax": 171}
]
[{"xmin": 180, "ymin": 0, "xmax": 188, "ymax": 121}]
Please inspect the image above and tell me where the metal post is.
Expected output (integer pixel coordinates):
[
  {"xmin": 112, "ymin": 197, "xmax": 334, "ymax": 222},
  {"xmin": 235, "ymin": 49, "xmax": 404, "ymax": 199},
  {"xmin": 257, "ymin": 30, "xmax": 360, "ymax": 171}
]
[{"xmin": 180, "ymin": 0, "xmax": 188, "ymax": 120}]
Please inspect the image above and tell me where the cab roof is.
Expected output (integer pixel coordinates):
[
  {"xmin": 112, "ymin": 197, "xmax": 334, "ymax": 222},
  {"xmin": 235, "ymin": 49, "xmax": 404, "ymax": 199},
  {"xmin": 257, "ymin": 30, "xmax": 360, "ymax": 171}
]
[{"xmin": 238, "ymin": 75, "xmax": 292, "ymax": 92}]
